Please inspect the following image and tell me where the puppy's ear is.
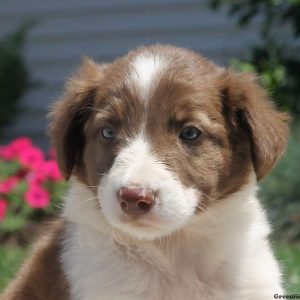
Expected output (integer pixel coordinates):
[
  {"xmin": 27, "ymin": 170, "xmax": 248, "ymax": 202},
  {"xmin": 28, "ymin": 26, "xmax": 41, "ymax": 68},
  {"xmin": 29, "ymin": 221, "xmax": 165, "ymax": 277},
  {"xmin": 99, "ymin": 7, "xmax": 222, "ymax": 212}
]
[
  {"xmin": 220, "ymin": 70, "xmax": 290, "ymax": 181},
  {"xmin": 48, "ymin": 58, "xmax": 105, "ymax": 180}
]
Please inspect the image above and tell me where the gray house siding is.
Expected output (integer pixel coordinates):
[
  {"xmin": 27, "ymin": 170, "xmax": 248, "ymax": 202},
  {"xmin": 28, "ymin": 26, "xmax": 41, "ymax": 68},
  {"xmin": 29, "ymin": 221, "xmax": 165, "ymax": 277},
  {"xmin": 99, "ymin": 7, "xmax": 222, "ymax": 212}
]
[{"xmin": 0, "ymin": 0, "xmax": 259, "ymax": 147}]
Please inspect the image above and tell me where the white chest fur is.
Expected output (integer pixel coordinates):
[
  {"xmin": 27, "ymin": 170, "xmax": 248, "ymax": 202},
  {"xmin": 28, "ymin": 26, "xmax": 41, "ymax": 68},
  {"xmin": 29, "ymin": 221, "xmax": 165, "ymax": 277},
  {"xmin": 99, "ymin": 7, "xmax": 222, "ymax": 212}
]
[{"xmin": 61, "ymin": 181, "xmax": 283, "ymax": 300}]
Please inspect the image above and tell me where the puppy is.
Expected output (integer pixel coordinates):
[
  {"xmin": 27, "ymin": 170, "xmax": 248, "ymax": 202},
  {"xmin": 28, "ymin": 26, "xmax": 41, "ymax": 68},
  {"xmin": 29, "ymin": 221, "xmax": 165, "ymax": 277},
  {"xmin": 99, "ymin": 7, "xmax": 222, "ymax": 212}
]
[{"xmin": 3, "ymin": 44, "xmax": 289, "ymax": 300}]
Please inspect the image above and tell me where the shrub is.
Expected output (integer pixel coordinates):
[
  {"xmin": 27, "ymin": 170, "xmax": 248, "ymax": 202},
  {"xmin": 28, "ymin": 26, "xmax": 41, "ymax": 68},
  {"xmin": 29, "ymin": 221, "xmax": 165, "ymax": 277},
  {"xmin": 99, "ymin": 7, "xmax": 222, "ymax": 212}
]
[
  {"xmin": 209, "ymin": 0, "xmax": 300, "ymax": 115},
  {"xmin": 0, "ymin": 24, "xmax": 32, "ymax": 135},
  {"xmin": 0, "ymin": 138, "xmax": 68, "ymax": 241}
]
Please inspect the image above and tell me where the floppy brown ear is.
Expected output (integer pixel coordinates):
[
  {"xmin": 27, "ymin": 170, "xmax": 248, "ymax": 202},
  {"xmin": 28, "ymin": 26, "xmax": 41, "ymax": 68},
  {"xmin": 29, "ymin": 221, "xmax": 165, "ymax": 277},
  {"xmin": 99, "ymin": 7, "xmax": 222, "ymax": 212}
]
[
  {"xmin": 48, "ymin": 58, "xmax": 104, "ymax": 180},
  {"xmin": 220, "ymin": 71, "xmax": 290, "ymax": 181}
]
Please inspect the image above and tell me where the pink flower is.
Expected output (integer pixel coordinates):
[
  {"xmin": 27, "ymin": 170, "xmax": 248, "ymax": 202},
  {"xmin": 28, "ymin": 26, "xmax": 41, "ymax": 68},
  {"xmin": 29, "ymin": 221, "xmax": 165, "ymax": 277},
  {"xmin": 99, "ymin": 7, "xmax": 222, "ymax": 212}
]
[
  {"xmin": 42, "ymin": 160, "xmax": 62, "ymax": 181},
  {"xmin": 9, "ymin": 137, "xmax": 33, "ymax": 156},
  {"xmin": 25, "ymin": 183, "xmax": 50, "ymax": 208},
  {"xmin": 26, "ymin": 170, "xmax": 47, "ymax": 185},
  {"xmin": 18, "ymin": 146, "xmax": 44, "ymax": 170},
  {"xmin": 0, "ymin": 137, "xmax": 33, "ymax": 160},
  {"xmin": 0, "ymin": 146, "xmax": 15, "ymax": 160},
  {"xmin": 0, "ymin": 199, "xmax": 7, "ymax": 221},
  {"xmin": 25, "ymin": 160, "xmax": 62, "ymax": 184},
  {"xmin": 0, "ymin": 176, "xmax": 19, "ymax": 194}
]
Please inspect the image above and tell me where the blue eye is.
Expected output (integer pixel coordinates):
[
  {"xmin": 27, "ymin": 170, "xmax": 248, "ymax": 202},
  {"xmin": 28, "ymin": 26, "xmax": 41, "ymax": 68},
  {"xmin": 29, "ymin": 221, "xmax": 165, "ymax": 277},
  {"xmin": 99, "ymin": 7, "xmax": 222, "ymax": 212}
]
[
  {"xmin": 179, "ymin": 126, "xmax": 201, "ymax": 140},
  {"xmin": 101, "ymin": 127, "xmax": 116, "ymax": 139}
]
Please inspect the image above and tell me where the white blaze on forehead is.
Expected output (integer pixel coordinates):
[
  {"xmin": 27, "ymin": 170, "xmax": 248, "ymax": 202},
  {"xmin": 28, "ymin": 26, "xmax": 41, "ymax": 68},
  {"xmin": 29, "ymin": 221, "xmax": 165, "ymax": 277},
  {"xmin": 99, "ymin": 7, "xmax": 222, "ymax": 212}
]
[{"xmin": 131, "ymin": 54, "xmax": 166, "ymax": 100}]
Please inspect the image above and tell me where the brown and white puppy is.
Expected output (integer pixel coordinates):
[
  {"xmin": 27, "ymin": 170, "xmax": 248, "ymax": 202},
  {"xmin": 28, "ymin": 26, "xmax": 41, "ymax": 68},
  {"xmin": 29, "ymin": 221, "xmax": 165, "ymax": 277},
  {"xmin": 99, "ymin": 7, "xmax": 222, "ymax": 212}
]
[{"xmin": 3, "ymin": 45, "xmax": 289, "ymax": 300}]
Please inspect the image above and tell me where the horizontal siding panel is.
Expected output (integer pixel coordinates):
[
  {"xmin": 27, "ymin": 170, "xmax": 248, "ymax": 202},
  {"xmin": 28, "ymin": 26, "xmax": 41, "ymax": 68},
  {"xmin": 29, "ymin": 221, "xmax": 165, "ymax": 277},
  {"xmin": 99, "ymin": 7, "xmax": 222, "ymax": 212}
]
[
  {"xmin": 22, "ymin": 88, "xmax": 63, "ymax": 109},
  {"xmin": 0, "ymin": 0, "xmax": 201, "ymax": 21},
  {"xmin": 26, "ymin": 30, "xmax": 257, "ymax": 72},
  {"xmin": 5, "ymin": 109, "xmax": 48, "ymax": 134},
  {"xmin": 0, "ymin": 7, "xmax": 229, "ymax": 37},
  {"xmin": 24, "ymin": 9, "xmax": 232, "ymax": 40},
  {"xmin": 0, "ymin": 23, "xmax": 23, "ymax": 38},
  {"xmin": 27, "ymin": 23, "xmax": 260, "ymax": 46}
]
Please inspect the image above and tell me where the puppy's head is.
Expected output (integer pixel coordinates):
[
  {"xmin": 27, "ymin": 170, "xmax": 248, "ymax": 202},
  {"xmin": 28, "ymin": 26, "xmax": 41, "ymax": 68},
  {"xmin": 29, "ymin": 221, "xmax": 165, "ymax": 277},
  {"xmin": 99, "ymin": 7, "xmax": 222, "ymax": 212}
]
[{"xmin": 49, "ymin": 45, "xmax": 289, "ymax": 239}]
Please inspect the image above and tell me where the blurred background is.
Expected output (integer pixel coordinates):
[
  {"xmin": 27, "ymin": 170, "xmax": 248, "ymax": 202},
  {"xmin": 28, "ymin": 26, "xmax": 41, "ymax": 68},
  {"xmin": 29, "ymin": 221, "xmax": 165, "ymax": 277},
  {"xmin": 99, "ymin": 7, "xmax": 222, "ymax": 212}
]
[{"xmin": 0, "ymin": 0, "xmax": 299, "ymax": 294}]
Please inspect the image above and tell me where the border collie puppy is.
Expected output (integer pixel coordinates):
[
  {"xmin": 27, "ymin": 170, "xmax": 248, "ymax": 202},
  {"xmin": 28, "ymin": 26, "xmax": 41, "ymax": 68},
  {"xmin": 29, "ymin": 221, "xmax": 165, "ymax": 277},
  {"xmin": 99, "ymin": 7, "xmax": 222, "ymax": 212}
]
[{"xmin": 3, "ymin": 45, "xmax": 289, "ymax": 300}]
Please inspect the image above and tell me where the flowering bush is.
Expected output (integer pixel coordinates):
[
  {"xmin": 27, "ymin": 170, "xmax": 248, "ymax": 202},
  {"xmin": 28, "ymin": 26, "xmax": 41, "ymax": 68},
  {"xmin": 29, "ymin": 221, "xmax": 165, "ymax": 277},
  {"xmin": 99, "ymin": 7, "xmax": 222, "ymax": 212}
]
[{"xmin": 0, "ymin": 137, "xmax": 68, "ymax": 239}]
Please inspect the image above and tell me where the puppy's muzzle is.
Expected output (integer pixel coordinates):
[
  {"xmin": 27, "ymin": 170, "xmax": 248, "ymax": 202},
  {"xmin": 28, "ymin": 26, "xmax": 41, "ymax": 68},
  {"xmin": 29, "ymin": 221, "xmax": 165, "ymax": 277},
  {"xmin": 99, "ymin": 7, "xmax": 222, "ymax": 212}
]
[{"xmin": 118, "ymin": 187, "xmax": 155, "ymax": 216}]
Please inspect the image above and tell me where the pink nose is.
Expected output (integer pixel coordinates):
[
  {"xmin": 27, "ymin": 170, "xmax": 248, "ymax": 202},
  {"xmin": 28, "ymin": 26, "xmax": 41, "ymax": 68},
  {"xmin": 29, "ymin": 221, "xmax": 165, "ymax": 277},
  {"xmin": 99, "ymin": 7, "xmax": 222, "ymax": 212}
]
[{"xmin": 118, "ymin": 187, "xmax": 154, "ymax": 215}]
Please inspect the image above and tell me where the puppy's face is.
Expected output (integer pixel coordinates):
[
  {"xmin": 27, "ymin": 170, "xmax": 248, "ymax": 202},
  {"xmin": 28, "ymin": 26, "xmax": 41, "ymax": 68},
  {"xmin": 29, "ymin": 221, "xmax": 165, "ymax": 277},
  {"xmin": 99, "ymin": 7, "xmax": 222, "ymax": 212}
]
[{"xmin": 50, "ymin": 45, "xmax": 289, "ymax": 239}]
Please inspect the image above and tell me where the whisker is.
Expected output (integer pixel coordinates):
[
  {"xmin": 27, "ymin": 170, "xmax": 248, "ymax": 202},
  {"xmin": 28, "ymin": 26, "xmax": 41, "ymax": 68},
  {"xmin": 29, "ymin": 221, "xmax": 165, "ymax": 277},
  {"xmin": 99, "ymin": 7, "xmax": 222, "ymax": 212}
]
[
  {"xmin": 196, "ymin": 202, "xmax": 215, "ymax": 222},
  {"xmin": 75, "ymin": 197, "xmax": 99, "ymax": 207},
  {"xmin": 198, "ymin": 201, "xmax": 209, "ymax": 210},
  {"xmin": 81, "ymin": 196, "xmax": 98, "ymax": 202},
  {"xmin": 200, "ymin": 192, "xmax": 216, "ymax": 203},
  {"xmin": 76, "ymin": 229, "xmax": 84, "ymax": 249},
  {"xmin": 85, "ymin": 185, "xmax": 100, "ymax": 188},
  {"xmin": 96, "ymin": 173, "xmax": 108, "ymax": 177}
]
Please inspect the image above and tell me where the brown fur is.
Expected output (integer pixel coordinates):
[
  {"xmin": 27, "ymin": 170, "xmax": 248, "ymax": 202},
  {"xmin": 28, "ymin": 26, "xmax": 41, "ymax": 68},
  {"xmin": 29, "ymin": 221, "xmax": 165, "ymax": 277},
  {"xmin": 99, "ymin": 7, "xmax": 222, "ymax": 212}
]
[
  {"xmin": 218, "ymin": 71, "xmax": 290, "ymax": 180},
  {"xmin": 1, "ymin": 220, "xmax": 70, "ymax": 300}
]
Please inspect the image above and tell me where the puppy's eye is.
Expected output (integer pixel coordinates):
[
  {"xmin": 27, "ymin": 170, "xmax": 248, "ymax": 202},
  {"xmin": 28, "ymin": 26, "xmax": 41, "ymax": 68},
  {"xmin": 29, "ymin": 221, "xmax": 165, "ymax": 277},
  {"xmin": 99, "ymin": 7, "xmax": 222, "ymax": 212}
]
[
  {"xmin": 179, "ymin": 126, "xmax": 201, "ymax": 140},
  {"xmin": 101, "ymin": 127, "xmax": 116, "ymax": 140}
]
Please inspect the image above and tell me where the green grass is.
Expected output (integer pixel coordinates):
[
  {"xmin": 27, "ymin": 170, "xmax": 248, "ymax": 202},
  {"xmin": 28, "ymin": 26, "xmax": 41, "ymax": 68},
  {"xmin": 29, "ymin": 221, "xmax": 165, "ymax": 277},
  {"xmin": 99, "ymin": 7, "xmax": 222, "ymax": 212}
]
[
  {"xmin": 275, "ymin": 244, "xmax": 300, "ymax": 293},
  {"xmin": 0, "ymin": 245, "xmax": 29, "ymax": 291},
  {"xmin": 0, "ymin": 244, "xmax": 299, "ymax": 293}
]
